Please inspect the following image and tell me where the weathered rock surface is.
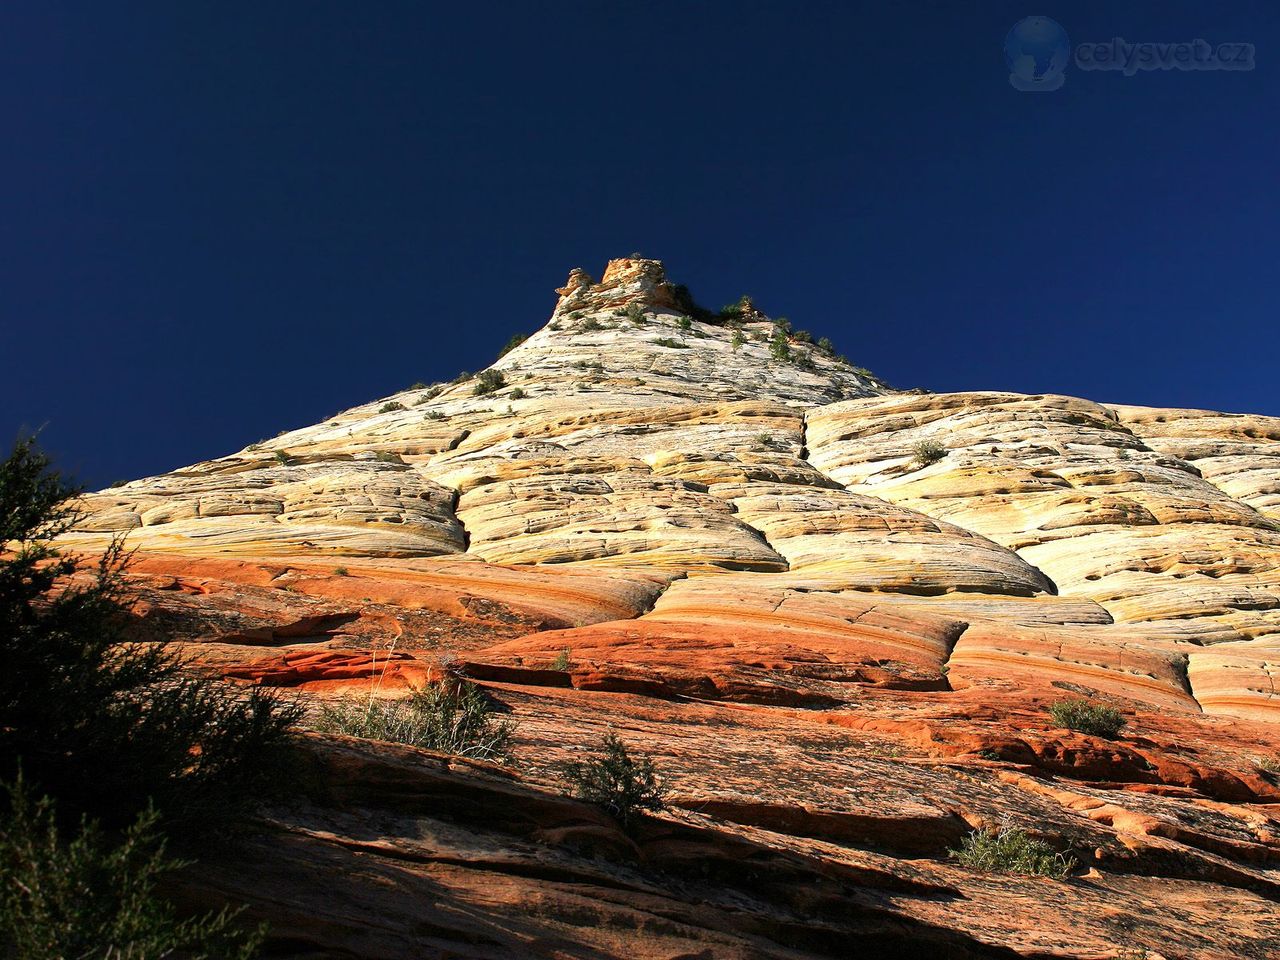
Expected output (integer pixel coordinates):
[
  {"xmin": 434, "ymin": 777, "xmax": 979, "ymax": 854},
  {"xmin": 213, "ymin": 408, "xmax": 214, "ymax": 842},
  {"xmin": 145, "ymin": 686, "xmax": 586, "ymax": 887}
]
[{"xmin": 67, "ymin": 258, "xmax": 1280, "ymax": 958}]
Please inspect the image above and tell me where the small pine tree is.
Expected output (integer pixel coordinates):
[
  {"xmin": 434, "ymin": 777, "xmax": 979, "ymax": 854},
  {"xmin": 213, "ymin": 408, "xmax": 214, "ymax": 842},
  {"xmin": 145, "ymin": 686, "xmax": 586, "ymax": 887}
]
[
  {"xmin": 0, "ymin": 438, "xmax": 300, "ymax": 836},
  {"xmin": 0, "ymin": 779, "xmax": 263, "ymax": 959},
  {"xmin": 769, "ymin": 327, "xmax": 791, "ymax": 361},
  {"xmin": 564, "ymin": 734, "xmax": 665, "ymax": 832}
]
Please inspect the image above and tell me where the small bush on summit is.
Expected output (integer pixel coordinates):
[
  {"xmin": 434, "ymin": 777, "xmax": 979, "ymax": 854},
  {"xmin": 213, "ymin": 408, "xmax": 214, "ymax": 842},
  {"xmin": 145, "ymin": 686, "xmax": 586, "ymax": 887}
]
[
  {"xmin": 1048, "ymin": 699, "xmax": 1126, "ymax": 739},
  {"xmin": 378, "ymin": 401, "xmax": 406, "ymax": 413},
  {"xmin": 473, "ymin": 369, "xmax": 506, "ymax": 395},
  {"xmin": 950, "ymin": 825, "xmax": 1075, "ymax": 879},
  {"xmin": 564, "ymin": 733, "xmax": 665, "ymax": 832}
]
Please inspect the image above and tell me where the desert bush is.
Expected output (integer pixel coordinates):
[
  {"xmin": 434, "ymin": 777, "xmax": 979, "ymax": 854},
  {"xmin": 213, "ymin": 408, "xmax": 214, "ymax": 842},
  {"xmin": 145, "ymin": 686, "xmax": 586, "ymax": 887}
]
[
  {"xmin": 676, "ymin": 316, "xmax": 692, "ymax": 331},
  {"xmin": 109, "ymin": 479, "xmax": 128, "ymax": 488},
  {"xmin": 564, "ymin": 733, "xmax": 664, "ymax": 832},
  {"xmin": 730, "ymin": 330, "xmax": 745, "ymax": 350},
  {"xmin": 550, "ymin": 647, "xmax": 571, "ymax": 671},
  {"xmin": 314, "ymin": 681, "xmax": 514, "ymax": 762},
  {"xmin": 578, "ymin": 317, "xmax": 603, "ymax": 332},
  {"xmin": 498, "ymin": 333, "xmax": 527, "ymax": 358},
  {"xmin": 769, "ymin": 327, "xmax": 791, "ymax": 361},
  {"xmin": 0, "ymin": 438, "xmax": 301, "ymax": 836},
  {"xmin": 423, "ymin": 410, "xmax": 446, "ymax": 421},
  {"xmin": 378, "ymin": 401, "xmax": 405, "ymax": 413},
  {"xmin": 816, "ymin": 336, "xmax": 835, "ymax": 354},
  {"xmin": 1048, "ymin": 699, "xmax": 1126, "ymax": 739},
  {"xmin": 509, "ymin": 387, "xmax": 527, "ymax": 399},
  {"xmin": 653, "ymin": 337, "xmax": 688, "ymax": 349},
  {"xmin": 272, "ymin": 450, "xmax": 291, "ymax": 465},
  {"xmin": 0, "ymin": 779, "xmax": 262, "ymax": 959},
  {"xmin": 911, "ymin": 439, "xmax": 946, "ymax": 466},
  {"xmin": 332, "ymin": 566, "xmax": 349, "ymax": 577},
  {"xmin": 950, "ymin": 825, "xmax": 1075, "ymax": 879},
  {"xmin": 624, "ymin": 304, "xmax": 646, "ymax": 324},
  {"xmin": 473, "ymin": 369, "xmax": 506, "ymax": 395},
  {"xmin": 406, "ymin": 381, "xmax": 428, "ymax": 391},
  {"xmin": 792, "ymin": 329, "xmax": 812, "ymax": 343}
]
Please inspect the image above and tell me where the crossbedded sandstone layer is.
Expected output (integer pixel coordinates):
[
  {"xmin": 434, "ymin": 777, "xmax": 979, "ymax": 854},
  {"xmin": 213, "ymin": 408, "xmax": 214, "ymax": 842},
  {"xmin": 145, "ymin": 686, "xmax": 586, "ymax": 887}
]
[{"xmin": 67, "ymin": 259, "xmax": 1280, "ymax": 958}]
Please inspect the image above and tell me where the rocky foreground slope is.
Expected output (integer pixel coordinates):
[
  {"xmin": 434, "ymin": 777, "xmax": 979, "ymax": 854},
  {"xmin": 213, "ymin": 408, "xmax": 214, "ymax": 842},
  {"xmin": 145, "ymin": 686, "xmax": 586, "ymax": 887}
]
[{"xmin": 68, "ymin": 259, "xmax": 1280, "ymax": 958}]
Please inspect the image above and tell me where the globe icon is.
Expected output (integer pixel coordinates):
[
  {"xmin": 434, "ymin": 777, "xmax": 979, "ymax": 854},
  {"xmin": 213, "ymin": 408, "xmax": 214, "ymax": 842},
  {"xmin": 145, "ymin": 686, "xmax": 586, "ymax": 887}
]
[{"xmin": 1004, "ymin": 16, "xmax": 1069, "ymax": 91}]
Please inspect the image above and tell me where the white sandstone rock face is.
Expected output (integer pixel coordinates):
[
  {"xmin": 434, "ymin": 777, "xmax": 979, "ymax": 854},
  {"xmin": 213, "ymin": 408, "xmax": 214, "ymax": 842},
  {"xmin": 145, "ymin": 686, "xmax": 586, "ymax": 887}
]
[{"xmin": 69, "ymin": 258, "xmax": 1280, "ymax": 721}]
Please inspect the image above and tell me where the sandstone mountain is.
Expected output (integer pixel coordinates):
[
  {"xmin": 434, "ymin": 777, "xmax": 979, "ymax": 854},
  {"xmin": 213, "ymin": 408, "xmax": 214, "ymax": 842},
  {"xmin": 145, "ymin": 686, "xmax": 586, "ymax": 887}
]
[{"xmin": 69, "ymin": 258, "xmax": 1280, "ymax": 958}]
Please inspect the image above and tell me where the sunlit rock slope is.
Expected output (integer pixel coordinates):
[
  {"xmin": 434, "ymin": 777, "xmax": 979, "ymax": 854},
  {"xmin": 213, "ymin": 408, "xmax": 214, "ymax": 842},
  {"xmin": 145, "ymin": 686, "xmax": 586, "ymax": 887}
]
[{"xmin": 70, "ymin": 258, "xmax": 1280, "ymax": 959}]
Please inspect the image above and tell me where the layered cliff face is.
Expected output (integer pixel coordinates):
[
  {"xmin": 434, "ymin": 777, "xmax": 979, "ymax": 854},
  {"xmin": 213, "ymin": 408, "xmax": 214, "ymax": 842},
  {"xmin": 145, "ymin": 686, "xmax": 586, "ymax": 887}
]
[{"xmin": 69, "ymin": 259, "xmax": 1280, "ymax": 959}]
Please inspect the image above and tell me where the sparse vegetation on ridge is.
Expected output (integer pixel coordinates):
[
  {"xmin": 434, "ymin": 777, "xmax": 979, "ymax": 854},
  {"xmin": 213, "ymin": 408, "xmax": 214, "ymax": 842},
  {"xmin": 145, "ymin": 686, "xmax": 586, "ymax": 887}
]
[
  {"xmin": 653, "ymin": 337, "xmax": 688, "ymax": 349},
  {"xmin": 498, "ymin": 333, "xmax": 527, "ymax": 357},
  {"xmin": 378, "ymin": 401, "xmax": 406, "ymax": 413}
]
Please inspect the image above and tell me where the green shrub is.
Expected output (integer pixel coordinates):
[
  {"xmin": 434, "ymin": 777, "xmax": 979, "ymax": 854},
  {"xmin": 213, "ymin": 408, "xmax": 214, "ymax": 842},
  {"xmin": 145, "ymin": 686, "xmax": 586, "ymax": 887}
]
[
  {"xmin": 755, "ymin": 433, "xmax": 774, "ymax": 450},
  {"xmin": 950, "ymin": 825, "xmax": 1075, "ymax": 878},
  {"xmin": 332, "ymin": 566, "xmax": 350, "ymax": 577},
  {"xmin": 0, "ymin": 779, "xmax": 262, "ymax": 959},
  {"xmin": 817, "ymin": 336, "xmax": 835, "ymax": 354},
  {"xmin": 1048, "ymin": 699, "xmax": 1126, "ymax": 739},
  {"xmin": 473, "ymin": 369, "xmax": 506, "ymax": 395},
  {"xmin": 578, "ymin": 317, "xmax": 603, "ymax": 332},
  {"xmin": 769, "ymin": 327, "xmax": 791, "ymax": 361},
  {"xmin": 730, "ymin": 330, "xmax": 745, "ymax": 350},
  {"xmin": 378, "ymin": 401, "xmax": 405, "ymax": 413},
  {"xmin": 564, "ymin": 733, "xmax": 664, "ymax": 832},
  {"xmin": 314, "ymin": 680, "xmax": 515, "ymax": 762},
  {"xmin": 653, "ymin": 337, "xmax": 688, "ymax": 349},
  {"xmin": 912, "ymin": 439, "xmax": 946, "ymax": 466},
  {"xmin": 793, "ymin": 350, "xmax": 816, "ymax": 370},
  {"xmin": 772, "ymin": 316, "xmax": 792, "ymax": 334},
  {"xmin": 0, "ymin": 438, "xmax": 301, "ymax": 836},
  {"xmin": 423, "ymin": 410, "xmax": 446, "ymax": 421},
  {"xmin": 498, "ymin": 333, "xmax": 527, "ymax": 358},
  {"xmin": 550, "ymin": 647, "xmax": 571, "ymax": 671},
  {"xmin": 624, "ymin": 304, "xmax": 646, "ymax": 324},
  {"xmin": 509, "ymin": 387, "xmax": 527, "ymax": 399},
  {"xmin": 407, "ymin": 381, "xmax": 428, "ymax": 391},
  {"xmin": 792, "ymin": 329, "xmax": 812, "ymax": 343},
  {"xmin": 109, "ymin": 479, "xmax": 128, "ymax": 488},
  {"xmin": 676, "ymin": 316, "xmax": 692, "ymax": 331},
  {"xmin": 272, "ymin": 450, "xmax": 291, "ymax": 465}
]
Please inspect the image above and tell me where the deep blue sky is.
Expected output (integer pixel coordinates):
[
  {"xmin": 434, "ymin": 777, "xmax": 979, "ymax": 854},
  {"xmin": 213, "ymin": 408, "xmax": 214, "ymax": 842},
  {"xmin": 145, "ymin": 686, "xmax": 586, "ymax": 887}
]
[{"xmin": 3, "ymin": 2, "xmax": 1277, "ymax": 488}]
